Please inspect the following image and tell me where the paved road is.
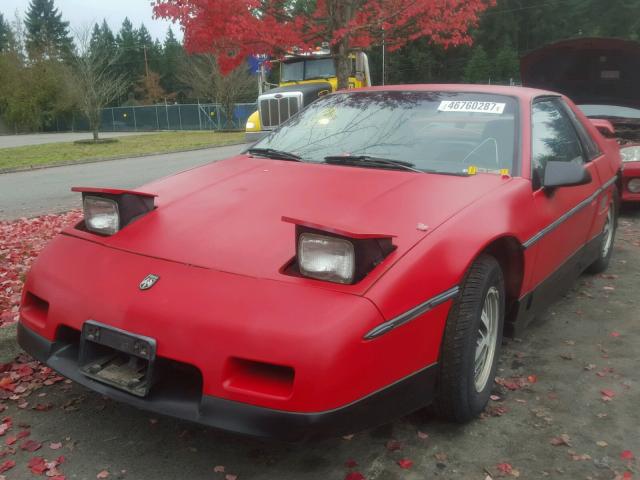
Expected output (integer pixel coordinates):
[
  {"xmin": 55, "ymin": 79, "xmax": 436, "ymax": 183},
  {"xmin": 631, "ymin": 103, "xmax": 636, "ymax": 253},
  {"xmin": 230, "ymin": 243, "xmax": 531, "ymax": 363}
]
[
  {"xmin": 0, "ymin": 144, "xmax": 247, "ymax": 220},
  {"xmin": 0, "ymin": 131, "xmax": 157, "ymax": 149}
]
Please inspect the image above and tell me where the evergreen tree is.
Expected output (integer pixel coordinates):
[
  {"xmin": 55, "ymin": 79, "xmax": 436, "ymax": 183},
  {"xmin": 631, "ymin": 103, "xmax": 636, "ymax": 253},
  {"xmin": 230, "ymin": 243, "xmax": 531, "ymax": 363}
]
[
  {"xmin": 24, "ymin": 0, "xmax": 73, "ymax": 60},
  {"xmin": 0, "ymin": 13, "xmax": 16, "ymax": 53},
  {"xmin": 464, "ymin": 46, "xmax": 491, "ymax": 84},
  {"xmin": 115, "ymin": 18, "xmax": 140, "ymax": 94},
  {"xmin": 161, "ymin": 27, "xmax": 184, "ymax": 93},
  {"xmin": 89, "ymin": 20, "xmax": 117, "ymax": 69},
  {"xmin": 494, "ymin": 41, "xmax": 519, "ymax": 83}
]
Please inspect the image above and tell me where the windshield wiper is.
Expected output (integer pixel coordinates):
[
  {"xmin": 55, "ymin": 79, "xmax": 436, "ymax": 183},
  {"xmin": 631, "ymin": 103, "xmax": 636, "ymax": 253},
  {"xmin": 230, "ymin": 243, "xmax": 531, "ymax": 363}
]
[
  {"xmin": 324, "ymin": 155, "xmax": 424, "ymax": 173},
  {"xmin": 247, "ymin": 148, "xmax": 303, "ymax": 162}
]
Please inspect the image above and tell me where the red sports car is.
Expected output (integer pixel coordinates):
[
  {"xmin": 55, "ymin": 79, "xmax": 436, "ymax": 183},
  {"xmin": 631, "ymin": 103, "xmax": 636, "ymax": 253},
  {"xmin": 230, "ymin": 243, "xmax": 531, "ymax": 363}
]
[
  {"xmin": 18, "ymin": 85, "xmax": 622, "ymax": 441},
  {"xmin": 521, "ymin": 37, "xmax": 640, "ymax": 202}
]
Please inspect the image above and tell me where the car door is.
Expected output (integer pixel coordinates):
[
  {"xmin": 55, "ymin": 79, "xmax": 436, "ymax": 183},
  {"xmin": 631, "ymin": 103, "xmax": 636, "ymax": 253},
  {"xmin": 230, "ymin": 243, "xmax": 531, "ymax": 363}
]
[{"xmin": 526, "ymin": 97, "xmax": 602, "ymax": 295}]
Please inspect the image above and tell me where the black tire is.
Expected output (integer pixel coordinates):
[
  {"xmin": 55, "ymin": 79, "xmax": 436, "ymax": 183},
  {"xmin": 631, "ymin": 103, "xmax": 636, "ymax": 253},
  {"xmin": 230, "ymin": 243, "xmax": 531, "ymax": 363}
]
[
  {"xmin": 435, "ymin": 254, "xmax": 505, "ymax": 422},
  {"xmin": 586, "ymin": 190, "xmax": 618, "ymax": 274}
]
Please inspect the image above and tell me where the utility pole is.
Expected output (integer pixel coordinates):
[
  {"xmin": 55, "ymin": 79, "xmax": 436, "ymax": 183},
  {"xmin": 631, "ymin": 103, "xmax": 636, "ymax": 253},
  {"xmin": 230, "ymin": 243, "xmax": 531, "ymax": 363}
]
[
  {"xmin": 143, "ymin": 45, "xmax": 149, "ymax": 78},
  {"xmin": 381, "ymin": 27, "xmax": 386, "ymax": 86}
]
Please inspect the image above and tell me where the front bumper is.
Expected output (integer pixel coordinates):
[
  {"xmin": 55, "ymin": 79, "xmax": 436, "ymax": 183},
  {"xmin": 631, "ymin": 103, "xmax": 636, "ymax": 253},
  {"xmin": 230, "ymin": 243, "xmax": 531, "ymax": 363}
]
[{"xmin": 18, "ymin": 322, "xmax": 437, "ymax": 441}]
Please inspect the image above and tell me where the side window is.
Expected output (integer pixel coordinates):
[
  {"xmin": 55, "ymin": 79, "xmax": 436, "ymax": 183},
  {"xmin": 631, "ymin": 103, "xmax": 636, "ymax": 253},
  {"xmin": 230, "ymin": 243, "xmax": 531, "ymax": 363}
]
[
  {"xmin": 531, "ymin": 99, "xmax": 585, "ymax": 188},
  {"xmin": 559, "ymin": 100, "xmax": 601, "ymax": 160}
]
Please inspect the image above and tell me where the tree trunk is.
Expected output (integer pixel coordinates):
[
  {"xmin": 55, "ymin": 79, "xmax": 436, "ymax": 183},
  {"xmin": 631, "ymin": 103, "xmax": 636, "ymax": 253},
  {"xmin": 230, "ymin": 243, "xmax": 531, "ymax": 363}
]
[
  {"xmin": 329, "ymin": 0, "xmax": 354, "ymax": 91},
  {"xmin": 334, "ymin": 38, "xmax": 351, "ymax": 91},
  {"xmin": 92, "ymin": 128, "xmax": 99, "ymax": 141}
]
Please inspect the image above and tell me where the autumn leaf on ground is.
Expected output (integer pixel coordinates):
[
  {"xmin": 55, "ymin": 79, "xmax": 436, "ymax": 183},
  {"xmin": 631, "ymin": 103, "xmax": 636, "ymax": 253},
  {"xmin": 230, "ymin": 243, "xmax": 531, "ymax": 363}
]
[
  {"xmin": 385, "ymin": 439, "xmax": 402, "ymax": 452},
  {"xmin": 550, "ymin": 434, "xmax": 572, "ymax": 447},
  {"xmin": 610, "ymin": 331, "xmax": 621, "ymax": 337},
  {"xmin": 397, "ymin": 459, "xmax": 413, "ymax": 469},
  {"xmin": 20, "ymin": 439, "xmax": 42, "ymax": 452},
  {"xmin": 601, "ymin": 389, "xmax": 616, "ymax": 401},
  {"xmin": 417, "ymin": 430, "xmax": 429, "ymax": 440},
  {"xmin": 224, "ymin": 475, "xmax": 237, "ymax": 480},
  {"xmin": 214, "ymin": 465, "xmax": 225, "ymax": 473},
  {"xmin": 621, "ymin": 450, "xmax": 635, "ymax": 461},
  {"xmin": 28, "ymin": 457, "xmax": 47, "ymax": 475},
  {"xmin": 495, "ymin": 462, "xmax": 521, "ymax": 477},
  {"xmin": 434, "ymin": 452, "xmax": 448, "ymax": 463},
  {"xmin": 345, "ymin": 473, "xmax": 365, "ymax": 480},
  {"xmin": 0, "ymin": 460, "xmax": 16, "ymax": 474},
  {"xmin": 96, "ymin": 470, "xmax": 110, "ymax": 479}
]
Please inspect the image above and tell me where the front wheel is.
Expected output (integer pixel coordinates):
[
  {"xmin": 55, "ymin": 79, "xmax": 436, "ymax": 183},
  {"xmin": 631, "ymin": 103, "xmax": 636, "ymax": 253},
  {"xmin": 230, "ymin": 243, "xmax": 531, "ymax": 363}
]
[
  {"xmin": 435, "ymin": 254, "xmax": 505, "ymax": 422},
  {"xmin": 586, "ymin": 190, "xmax": 618, "ymax": 274}
]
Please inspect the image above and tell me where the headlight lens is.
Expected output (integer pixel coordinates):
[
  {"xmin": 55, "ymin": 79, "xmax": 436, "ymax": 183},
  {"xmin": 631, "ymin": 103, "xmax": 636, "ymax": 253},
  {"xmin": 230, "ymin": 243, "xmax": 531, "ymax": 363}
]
[
  {"xmin": 621, "ymin": 145, "xmax": 640, "ymax": 163},
  {"xmin": 83, "ymin": 196, "xmax": 119, "ymax": 235},
  {"xmin": 298, "ymin": 233, "xmax": 355, "ymax": 284},
  {"xmin": 628, "ymin": 178, "xmax": 640, "ymax": 193},
  {"xmin": 246, "ymin": 121, "xmax": 255, "ymax": 130}
]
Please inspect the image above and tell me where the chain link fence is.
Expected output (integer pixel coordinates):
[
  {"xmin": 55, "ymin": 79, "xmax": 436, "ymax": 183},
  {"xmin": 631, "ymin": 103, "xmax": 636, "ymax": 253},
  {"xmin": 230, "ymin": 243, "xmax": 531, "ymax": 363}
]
[{"xmin": 48, "ymin": 103, "xmax": 257, "ymax": 133}]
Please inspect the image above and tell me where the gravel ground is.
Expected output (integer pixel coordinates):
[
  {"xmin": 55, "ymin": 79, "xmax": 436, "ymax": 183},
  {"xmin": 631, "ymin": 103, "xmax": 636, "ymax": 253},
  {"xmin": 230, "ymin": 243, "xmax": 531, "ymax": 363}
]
[{"xmin": 0, "ymin": 206, "xmax": 638, "ymax": 480}]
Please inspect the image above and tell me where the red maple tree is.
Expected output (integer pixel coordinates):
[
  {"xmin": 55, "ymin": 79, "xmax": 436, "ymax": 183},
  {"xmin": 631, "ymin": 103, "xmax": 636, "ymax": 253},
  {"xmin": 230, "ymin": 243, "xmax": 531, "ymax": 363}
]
[{"xmin": 153, "ymin": 0, "xmax": 495, "ymax": 89}]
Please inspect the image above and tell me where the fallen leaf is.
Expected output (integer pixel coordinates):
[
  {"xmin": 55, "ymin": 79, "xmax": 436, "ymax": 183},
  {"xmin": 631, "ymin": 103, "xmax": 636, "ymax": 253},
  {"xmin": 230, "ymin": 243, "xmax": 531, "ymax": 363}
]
[
  {"xmin": 497, "ymin": 463, "xmax": 513, "ymax": 474},
  {"xmin": 345, "ymin": 473, "xmax": 365, "ymax": 480},
  {"xmin": 49, "ymin": 442, "xmax": 62, "ymax": 450},
  {"xmin": 385, "ymin": 439, "xmax": 402, "ymax": 452},
  {"xmin": 601, "ymin": 389, "xmax": 616, "ymax": 401},
  {"xmin": 417, "ymin": 430, "xmax": 429, "ymax": 440},
  {"xmin": 342, "ymin": 434, "xmax": 354, "ymax": 441},
  {"xmin": 621, "ymin": 450, "xmax": 635, "ymax": 461},
  {"xmin": 96, "ymin": 470, "xmax": 110, "ymax": 479},
  {"xmin": 550, "ymin": 434, "xmax": 572, "ymax": 447},
  {"xmin": 527, "ymin": 375, "xmax": 537, "ymax": 384},
  {"xmin": 0, "ymin": 460, "xmax": 15, "ymax": 474},
  {"xmin": 224, "ymin": 475, "xmax": 237, "ymax": 480},
  {"xmin": 397, "ymin": 459, "xmax": 413, "ymax": 469},
  {"xmin": 20, "ymin": 439, "xmax": 42, "ymax": 452},
  {"xmin": 28, "ymin": 457, "xmax": 47, "ymax": 475},
  {"xmin": 610, "ymin": 331, "xmax": 621, "ymax": 337},
  {"xmin": 214, "ymin": 465, "xmax": 225, "ymax": 473},
  {"xmin": 434, "ymin": 452, "xmax": 448, "ymax": 463},
  {"xmin": 596, "ymin": 441, "xmax": 608, "ymax": 447}
]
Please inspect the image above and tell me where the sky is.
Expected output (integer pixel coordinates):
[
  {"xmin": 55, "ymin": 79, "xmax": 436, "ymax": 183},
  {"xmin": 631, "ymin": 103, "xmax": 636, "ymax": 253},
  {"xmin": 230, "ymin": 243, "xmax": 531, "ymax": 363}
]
[{"xmin": 0, "ymin": 0, "xmax": 183, "ymax": 42}]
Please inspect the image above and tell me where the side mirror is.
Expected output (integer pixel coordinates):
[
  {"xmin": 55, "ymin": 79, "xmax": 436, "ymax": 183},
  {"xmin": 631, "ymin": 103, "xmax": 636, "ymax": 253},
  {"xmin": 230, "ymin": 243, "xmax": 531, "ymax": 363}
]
[
  {"xmin": 543, "ymin": 161, "xmax": 592, "ymax": 189},
  {"xmin": 590, "ymin": 118, "xmax": 616, "ymax": 138}
]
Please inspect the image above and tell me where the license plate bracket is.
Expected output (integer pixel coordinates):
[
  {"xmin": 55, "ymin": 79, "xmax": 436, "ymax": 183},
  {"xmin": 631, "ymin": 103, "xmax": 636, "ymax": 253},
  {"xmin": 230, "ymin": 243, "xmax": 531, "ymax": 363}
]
[{"xmin": 79, "ymin": 320, "xmax": 157, "ymax": 397}]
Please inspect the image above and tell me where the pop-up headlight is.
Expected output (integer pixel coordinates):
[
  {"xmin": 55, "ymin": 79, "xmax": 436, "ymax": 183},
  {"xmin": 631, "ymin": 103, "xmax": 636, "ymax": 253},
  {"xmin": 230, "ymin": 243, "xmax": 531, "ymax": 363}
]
[{"xmin": 72, "ymin": 187, "xmax": 157, "ymax": 236}]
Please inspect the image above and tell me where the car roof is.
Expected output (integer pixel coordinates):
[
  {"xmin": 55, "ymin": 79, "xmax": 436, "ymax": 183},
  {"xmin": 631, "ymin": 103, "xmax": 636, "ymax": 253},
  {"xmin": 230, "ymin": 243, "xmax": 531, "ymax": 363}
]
[{"xmin": 348, "ymin": 84, "xmax": 561, "ymax": 101}]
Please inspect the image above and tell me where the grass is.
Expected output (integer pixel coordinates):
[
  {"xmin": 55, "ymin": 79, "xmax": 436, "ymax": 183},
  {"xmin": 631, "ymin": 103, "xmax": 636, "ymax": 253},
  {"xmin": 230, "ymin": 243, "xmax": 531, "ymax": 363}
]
[{"xmin": 0, "ymin": 131, "xmax": 246, "ymax": 171}]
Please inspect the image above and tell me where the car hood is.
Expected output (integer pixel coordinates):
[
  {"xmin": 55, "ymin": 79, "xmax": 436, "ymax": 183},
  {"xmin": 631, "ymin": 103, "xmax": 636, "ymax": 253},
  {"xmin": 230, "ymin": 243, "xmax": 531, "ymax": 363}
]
[{"xmin": 68, "ymin": 155, "xmax": 509, "ymax": 288}]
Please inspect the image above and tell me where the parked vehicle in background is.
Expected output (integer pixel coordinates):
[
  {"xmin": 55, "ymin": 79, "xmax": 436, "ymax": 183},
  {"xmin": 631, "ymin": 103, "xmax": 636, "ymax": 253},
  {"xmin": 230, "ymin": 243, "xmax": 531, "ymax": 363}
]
[
  {"xmin": 521, "ymin": 37, "xmax": 640, "ymax": 202},
  {"xmin": 245, "ymin": 46, "xmax": 371, "ymax": 142},
  {"xmin": 19, "ymin": 85, "xmax": 621, "ymax": 441}
]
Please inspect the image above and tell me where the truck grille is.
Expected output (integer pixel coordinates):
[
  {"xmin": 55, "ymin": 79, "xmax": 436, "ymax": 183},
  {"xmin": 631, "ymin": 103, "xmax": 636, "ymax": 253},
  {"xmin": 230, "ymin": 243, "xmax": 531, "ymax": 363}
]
[{"xmin": 259, "ymin": 92, "xmax": 303, "ymax": 130}]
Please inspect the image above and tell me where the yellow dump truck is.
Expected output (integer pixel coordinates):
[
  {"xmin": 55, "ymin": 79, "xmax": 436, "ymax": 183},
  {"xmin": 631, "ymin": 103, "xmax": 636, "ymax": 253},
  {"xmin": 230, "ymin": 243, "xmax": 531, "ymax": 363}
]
[{"xmin": 245, "ymin": 48, "xmax": 371, "ymax": 142}]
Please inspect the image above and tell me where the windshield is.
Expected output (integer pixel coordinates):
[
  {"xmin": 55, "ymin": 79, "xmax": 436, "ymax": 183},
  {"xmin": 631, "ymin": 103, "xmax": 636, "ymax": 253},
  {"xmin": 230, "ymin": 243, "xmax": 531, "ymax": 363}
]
[
  {"xmin": 579, "ymin": 104, "xmax": 640, "ymax": 120},
  {"xmin": 253, "ymin": 91, "xmax": 518, "ymax": 175},
  {"xmin": 281, "ymin": 58, "xmax": 336, "ymax": 82}
]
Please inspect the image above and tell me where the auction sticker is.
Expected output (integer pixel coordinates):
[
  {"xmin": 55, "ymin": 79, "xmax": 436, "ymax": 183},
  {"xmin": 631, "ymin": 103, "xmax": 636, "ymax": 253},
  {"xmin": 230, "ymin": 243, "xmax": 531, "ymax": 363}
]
[{"xmin": 438, "ymin": 100, "xmax": 506, "ymax": 114}]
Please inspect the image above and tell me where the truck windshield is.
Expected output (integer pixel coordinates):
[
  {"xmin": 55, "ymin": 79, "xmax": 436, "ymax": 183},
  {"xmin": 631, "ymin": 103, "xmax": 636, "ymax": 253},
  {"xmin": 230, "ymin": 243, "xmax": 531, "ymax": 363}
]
[
  {"xmin": 253, "ymin": 91, "xmax": 519, "ymax": 175},
  {"xmin": 282, "ymin": 58, "xmax": 336, "ymax": 82}
]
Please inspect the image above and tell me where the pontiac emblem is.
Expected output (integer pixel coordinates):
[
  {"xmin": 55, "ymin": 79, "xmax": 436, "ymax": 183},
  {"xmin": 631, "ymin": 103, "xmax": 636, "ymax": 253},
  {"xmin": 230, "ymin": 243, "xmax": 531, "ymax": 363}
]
[{"xmin": 139, "ymin": 274, "xmax": 160, "ymax": 291}]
